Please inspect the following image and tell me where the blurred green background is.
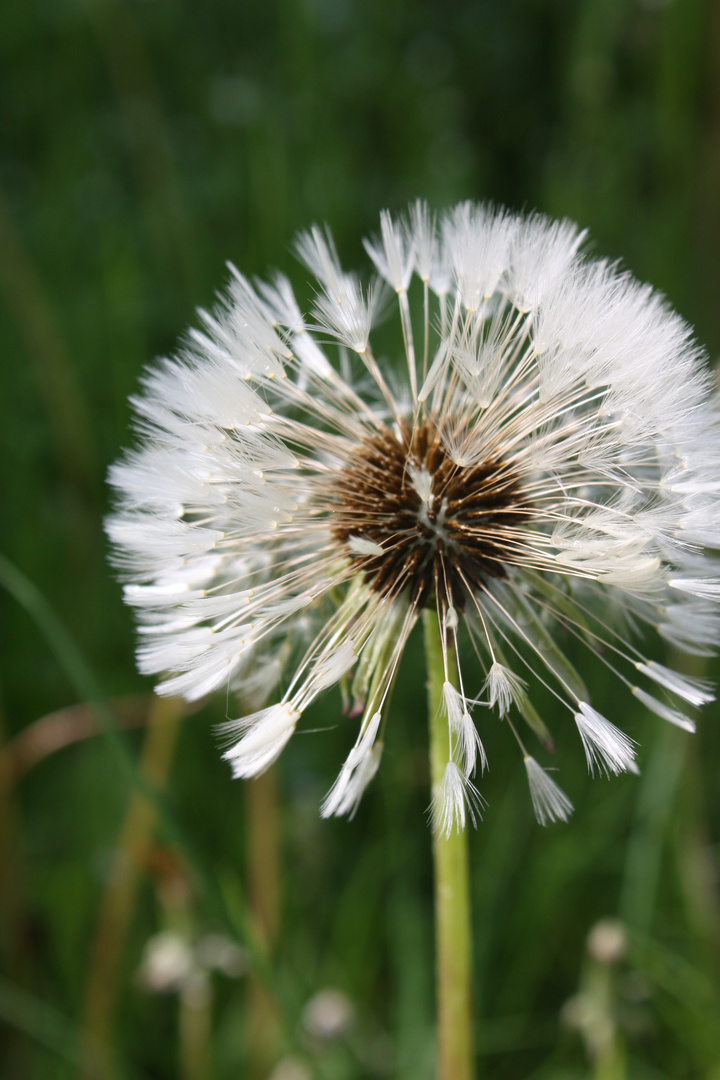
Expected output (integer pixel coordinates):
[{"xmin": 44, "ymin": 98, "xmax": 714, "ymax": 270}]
[{"xmin": 2, "ymin": 0, "xmax": 720, "ymax": 1078}]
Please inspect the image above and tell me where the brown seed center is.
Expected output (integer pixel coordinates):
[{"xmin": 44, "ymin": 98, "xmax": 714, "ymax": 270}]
[{"xmin": 331, "ymin": 419, "xmax": 528, "ymax": 609}]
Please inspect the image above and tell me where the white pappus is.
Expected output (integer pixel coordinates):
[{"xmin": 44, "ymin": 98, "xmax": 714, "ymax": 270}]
[{"xmin": 107, "ymin": 201, "xmax": 720, "ymax": 832}]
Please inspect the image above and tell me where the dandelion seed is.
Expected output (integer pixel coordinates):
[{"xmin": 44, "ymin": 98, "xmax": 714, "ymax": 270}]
[
  {"xmin": 441, "ymin": 681, "xmax": 486, "ymax": 776},
  {"xmin": 108, "ymin": 202, "xmax": 720, "ymax": 827},
  {"xmin": 220, "ymin": 703, "xmax": 299, "ymax": 779},
  {"xmin": 631, "ymin": 687, "xmax": 696, "ymax": 733},
  {"xmin": 575, "ymin": 702, "xmax": 638, "ymax": 777},
  {"xmin": 484, "ymin": 662, "xmax": 527, "ymax": 717},
  {"xmin": 321, "ymin": 711, "xmax": 382, "ymax": 819},
  {"xmin": 524, "ymin": 757, "xmax": 574, "ymax": 826},
  {"xmin": 431, "ymin": 761, "xmax": 484, "ymax": 839}
]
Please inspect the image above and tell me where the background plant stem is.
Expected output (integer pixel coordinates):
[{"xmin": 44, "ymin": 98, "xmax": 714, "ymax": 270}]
[
  {"xmin": 423, "ymin": 609, "xmax": 474, "ymax": 1080},
  {"xmin": 245, "ymin": 767, "xmax": 282, "ymax": 1078},
  {"xmin": 82, "ymin": 694, "xmax": 184, "ymax": 1080}
]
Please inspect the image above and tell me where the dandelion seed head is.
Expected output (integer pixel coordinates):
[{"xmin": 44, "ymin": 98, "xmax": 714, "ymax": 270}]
[{"xmin": 108, "ymin": 201, "xmax": 720, "ymax": 827}]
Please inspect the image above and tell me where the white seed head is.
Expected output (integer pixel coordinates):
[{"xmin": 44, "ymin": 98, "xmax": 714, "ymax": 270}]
[{"xmin": 107, "ymin": 201, "xmax": 720, "ymax": 830}]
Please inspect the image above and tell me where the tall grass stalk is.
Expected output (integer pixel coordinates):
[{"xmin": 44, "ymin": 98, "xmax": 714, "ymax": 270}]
[
  {"xmin": 82, "ymin": 694, "xmax": 184, "ymax": 1079},
  {"xmin": 245, "ymin": 768, "xmax": 282, "ymax": 1076}
]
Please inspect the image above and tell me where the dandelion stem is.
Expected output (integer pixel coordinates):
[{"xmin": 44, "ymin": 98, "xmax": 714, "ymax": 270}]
[{"xmin": 424, "ymin": 609, "xmax": 474, "ymax": 1080}]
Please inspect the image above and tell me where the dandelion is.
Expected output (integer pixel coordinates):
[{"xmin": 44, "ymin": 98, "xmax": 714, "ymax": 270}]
[
  {"xmin": 108, "ymin": 200, "xmax": 720, "ymax": 836},
  {"xmin": 109, "ymin": 201, "xmax": 720, "ymax": 1080}
]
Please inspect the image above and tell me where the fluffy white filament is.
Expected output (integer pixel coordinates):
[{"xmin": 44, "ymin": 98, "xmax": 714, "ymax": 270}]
[
  {"xmin": 431, "ymin": 762, "xmax": 483, "ymax": 839},
  {"xmin": 631, "ymin": 688, "xmax": 696, "ymax": 733},
  {"xmin": 221, "ymin": 704, "xmax": 299, "ymax": 779},
  {"xmin": 442, "ymin": 681, "xmax": 486, "ymax": 776},
  {"xmin": 321, "ymin": 712, "xmax": 383, "ymax": 819},
  {"xmin": 636, "ymin": 661, "xmax": 715, "ymax": 708},
  {"xmin": 484, "ymin": 663, "xmax": 527, "ymax": 718},
  {"xmin": 524, "ymin": 757, "xmax": 574, "ymax": 826},
  {"xmin": 574, "ymin": 702, "xmax": 638, "ymax": 778}
]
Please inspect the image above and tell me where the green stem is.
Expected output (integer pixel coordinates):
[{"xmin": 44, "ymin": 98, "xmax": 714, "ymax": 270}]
[{"xmin": 423, "ymin": 609, "xmax": 474, "ymax": 1080}]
